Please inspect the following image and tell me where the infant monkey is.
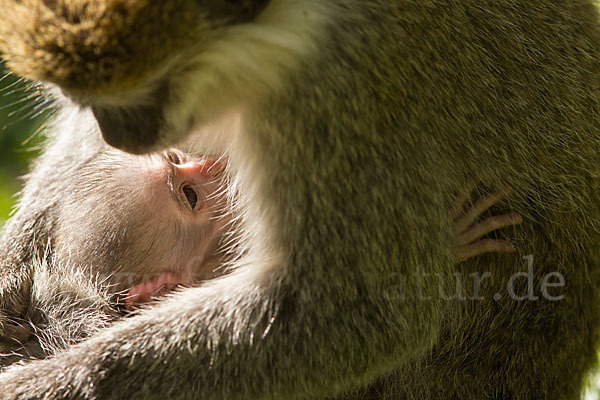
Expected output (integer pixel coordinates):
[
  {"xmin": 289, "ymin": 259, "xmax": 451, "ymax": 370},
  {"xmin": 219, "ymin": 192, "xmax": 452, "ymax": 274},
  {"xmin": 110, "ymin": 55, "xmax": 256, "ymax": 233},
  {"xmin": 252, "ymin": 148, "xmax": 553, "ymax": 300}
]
[
  {"xmin": 53, "ymin": 148, "xmax": 233, "ymax": 312},
  {"xmin": 0, "ymin": 151, "xmax": 521, "ymax": 356},
  {"xmin": 0, "ymin": 148, "xmax": 232, "ymax": 363}
]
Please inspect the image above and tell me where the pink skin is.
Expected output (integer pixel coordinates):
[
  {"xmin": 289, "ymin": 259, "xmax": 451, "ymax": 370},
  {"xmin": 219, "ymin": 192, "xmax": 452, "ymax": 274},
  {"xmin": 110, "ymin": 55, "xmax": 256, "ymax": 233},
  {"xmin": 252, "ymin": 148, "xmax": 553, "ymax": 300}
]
[
  {"xmin": 125, "ymin": 272, "xmax": 190, "ymax": 311},
  {"xmin": 452, "ymin": 183, "xmax": 523, "ymax": 262},
  {"xmin": 143, "ymin": 150, "xmax": 226, "ymax": 221},
  {"xmin": 125, "ymin": 150, "xmax": 229, "ymax": 311}
]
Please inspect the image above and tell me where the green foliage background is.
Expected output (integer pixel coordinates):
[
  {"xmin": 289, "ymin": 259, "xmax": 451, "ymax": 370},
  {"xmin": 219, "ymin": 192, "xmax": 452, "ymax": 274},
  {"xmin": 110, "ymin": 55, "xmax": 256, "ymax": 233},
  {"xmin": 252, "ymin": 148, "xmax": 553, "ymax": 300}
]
[{"xmin": 0, "ymin": 62, "xmax": 48, "ymax": 225}]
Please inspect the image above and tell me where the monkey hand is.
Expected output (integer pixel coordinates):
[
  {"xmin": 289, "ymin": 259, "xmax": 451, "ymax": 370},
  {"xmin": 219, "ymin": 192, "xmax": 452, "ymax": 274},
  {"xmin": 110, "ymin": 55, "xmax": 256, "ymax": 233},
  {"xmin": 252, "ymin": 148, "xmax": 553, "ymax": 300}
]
[
  {"xmin": 0, "ymin": 270, "xmax": 33, "ymax": 355},
  {"xmin": 0, "ymin": 320, "xmax": 32, "ymax": 354},
  {"xmin": 451, "ymin": 183, "xmax": 523, "ymax": 262},
  {"xmin": 0, "ymin": 319, "xmax": 33, "ymax": 369},
  {"xmin": 0, "ymin": 321, "xmax": 31, "ymax": 344}
]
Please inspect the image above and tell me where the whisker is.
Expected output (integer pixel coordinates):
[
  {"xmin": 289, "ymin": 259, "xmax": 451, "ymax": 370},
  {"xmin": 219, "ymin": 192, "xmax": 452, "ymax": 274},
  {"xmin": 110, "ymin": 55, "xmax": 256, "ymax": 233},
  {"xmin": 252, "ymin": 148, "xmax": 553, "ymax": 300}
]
[{"xmin": 0, "ymin": 76, "xmax": 25, "ymax": 93}]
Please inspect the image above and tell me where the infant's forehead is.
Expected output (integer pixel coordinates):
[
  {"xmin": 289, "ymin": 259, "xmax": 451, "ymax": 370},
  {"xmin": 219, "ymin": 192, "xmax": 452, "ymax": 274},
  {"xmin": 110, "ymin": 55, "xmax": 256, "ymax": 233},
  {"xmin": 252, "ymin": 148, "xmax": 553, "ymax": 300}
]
[
  {"xmin": 96, "ymin": 149, "xmax": 205, "ymax": 171},
  {"xmin": 76, "ymin": 149, "xmax": 213, "ymax": 204},
  {"xmin": 79, "ymin": 152, "xmax": 159, "ymax": 186}
]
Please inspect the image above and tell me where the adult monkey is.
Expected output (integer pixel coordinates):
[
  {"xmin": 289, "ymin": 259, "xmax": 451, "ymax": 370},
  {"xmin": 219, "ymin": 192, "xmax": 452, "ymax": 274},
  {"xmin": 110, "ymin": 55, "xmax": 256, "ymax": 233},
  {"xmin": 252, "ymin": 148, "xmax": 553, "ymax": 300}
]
[{"xmin": 1, "ymin": 1, "xmax": 600, "ymax": 400}]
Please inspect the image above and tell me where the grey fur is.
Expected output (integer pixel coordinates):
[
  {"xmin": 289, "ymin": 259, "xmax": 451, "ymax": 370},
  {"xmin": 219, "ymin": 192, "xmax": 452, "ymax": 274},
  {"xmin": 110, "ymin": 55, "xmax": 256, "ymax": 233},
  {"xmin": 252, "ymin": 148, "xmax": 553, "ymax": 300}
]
[
  {"xmin": 0, "ymin": 106, "xmax": 121, "ymax": 367},
  {"xmin": 0, "ymin": 1, "xmax": 600, "ymax": 399}
]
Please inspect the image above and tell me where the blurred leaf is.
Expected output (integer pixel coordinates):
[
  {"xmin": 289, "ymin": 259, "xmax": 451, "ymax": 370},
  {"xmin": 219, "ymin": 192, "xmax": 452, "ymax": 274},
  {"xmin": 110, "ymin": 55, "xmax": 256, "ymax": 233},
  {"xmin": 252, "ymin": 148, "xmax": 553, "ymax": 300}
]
[{"xmin": 0, "ymin": 60, "xmax": 49, "ymax": 226}]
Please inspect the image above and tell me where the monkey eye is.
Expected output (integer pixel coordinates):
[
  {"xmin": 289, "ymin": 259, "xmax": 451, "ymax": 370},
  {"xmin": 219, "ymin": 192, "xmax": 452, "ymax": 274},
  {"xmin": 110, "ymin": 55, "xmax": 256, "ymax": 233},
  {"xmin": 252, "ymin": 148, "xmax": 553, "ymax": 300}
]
[
  {"xmin": 182, "ymin": 185, "xmax": 198, "ymax": 210},
  {"xmin": 165, "ymin": 150, "xmax": 184, "ymax": 165}
]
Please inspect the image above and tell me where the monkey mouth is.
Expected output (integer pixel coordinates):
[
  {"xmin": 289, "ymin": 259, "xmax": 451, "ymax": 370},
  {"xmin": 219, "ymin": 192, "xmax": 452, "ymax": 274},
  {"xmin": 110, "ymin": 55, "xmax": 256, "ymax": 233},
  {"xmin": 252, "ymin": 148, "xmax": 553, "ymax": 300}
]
[{"xmin": 124, "ymin": 271, "xmax": 192, "ymax": 311}]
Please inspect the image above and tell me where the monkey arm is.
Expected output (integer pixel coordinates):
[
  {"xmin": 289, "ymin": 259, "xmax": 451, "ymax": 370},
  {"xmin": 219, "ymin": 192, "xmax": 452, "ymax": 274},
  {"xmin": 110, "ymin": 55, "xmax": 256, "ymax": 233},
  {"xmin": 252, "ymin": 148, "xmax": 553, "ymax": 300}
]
[
  {"xmin": 0, "ymin": 179, "xmax": 451, "ymax": 400},
  {"xmin": 0, "ymin": 292, "xmax": 439, "ymax": 399},
  {"xmin": 0, "ymin": 105, "xmax": 116, "ymax": 366}
]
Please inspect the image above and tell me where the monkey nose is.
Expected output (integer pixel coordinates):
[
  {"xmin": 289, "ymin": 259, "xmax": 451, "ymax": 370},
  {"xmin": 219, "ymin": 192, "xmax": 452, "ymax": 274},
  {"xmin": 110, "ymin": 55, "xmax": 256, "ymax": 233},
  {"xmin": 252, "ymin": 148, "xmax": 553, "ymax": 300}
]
[{"xmin": 175, "ymin": 158, "xmax": 224, "ymax": 180}]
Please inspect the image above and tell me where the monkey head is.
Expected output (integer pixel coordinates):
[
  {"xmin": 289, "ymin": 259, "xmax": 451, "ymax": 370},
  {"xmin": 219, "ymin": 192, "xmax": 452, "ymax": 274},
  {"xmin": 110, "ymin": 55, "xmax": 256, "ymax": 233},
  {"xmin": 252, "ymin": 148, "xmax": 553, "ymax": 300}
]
[
  {"xmin": 53, "ymin": 148, "xmax": 231, "ymax": 297},
  {"xmin": 0, "ymin": 0, "xmax": 278, "ymax": 153}
]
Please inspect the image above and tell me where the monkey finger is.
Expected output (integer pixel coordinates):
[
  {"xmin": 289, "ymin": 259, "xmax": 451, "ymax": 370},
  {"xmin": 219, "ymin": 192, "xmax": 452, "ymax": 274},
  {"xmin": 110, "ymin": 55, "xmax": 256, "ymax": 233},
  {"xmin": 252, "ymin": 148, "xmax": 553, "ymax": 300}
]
[
  {"xmin": 455, "ymin": 239, "xmax": 516, "ymax": 262},
  {"xmin": 457, "ymin": 212, "xmax": 522, "ymax": 245},
  {"xmin": 454, "ymin": 188, "xmax": 513, "ymax": 233},
  {"xmin": 0, "ymin": 322, "xmax": 31, "ymax": 344},
  {"xmin": 449, "ymin": 179, "xmax": 479, "ymax": 220}
]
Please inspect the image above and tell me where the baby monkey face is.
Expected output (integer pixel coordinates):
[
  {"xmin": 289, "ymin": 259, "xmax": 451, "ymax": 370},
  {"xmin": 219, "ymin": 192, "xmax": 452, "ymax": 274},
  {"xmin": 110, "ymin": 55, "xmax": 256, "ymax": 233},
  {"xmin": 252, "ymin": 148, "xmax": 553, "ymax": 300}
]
[
  {"xmin": 54, "ymin": 149, "xmax": 232, "ymax": 300},
  {"xmin": 122, "ymin": 149, "xmax": 231, "ymax": 281}
]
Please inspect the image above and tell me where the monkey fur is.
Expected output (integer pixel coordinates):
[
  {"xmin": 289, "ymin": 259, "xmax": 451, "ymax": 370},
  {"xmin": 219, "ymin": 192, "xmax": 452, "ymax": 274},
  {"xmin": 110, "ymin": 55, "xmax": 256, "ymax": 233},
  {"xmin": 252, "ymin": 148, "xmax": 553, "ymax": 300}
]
[
  {"xmin": 1, "ymin": 0, "xmax": 600, "ymax": 399},
  {"xmin": 0, "ymin": 120, "xmax": 233, "ymax": 367},
  {"xmin": 0, "ymin": 111, "xmax": 518, "ymax": 373},
  {"xmin": 0, "ymin": 109, "xmax": 122, "ymax": 366}
]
